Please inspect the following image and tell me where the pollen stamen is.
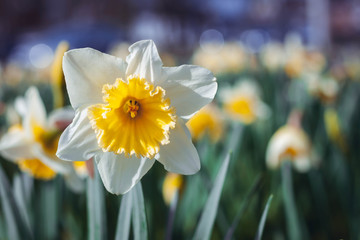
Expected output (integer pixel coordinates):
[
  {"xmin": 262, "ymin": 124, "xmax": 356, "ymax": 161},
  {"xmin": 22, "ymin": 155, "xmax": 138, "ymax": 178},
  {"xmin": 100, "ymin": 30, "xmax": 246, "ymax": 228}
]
[{"xmin": 124, "ymin": 99, "xmax": 140, "ymax": 118}]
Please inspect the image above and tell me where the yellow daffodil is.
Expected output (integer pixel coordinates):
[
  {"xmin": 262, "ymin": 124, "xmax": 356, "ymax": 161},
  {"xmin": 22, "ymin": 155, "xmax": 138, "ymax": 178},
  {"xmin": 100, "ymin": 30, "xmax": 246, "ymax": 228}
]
[
  {"xmin": 56, "ymin": 40, "xmax": 217, "ymax": 195},
  {"xmin": 266, "ymin": 125, "xmax": 312, "ymax": 172},
  {"xmin": 0, "ymin": 87, "xmax": 83, "ymax": 191},
  {"xmin": 186, "ymin": 103, "xmax": 224, "ymax": 142},
  {"xmin": 220, "ymin": 80, "xmax": 270, "ymax": 124},
  {"xmin": 162, "ymin": 173, "xmax": 184, "ymax": 205}
]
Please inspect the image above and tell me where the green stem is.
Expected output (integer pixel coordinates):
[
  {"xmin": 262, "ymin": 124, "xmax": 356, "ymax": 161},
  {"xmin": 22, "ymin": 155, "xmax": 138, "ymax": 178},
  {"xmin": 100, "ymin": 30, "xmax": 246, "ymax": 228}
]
[{"xmin": 281, "ymin": 161, "xmax": 302, "ymax": 240}]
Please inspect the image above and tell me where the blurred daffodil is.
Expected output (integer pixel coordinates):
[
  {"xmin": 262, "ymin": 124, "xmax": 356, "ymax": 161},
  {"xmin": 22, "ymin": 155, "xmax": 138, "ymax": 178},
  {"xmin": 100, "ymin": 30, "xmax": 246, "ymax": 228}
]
[
  {"xmin": 186, "ymin": 103, "xmax": 224, "ymax": 142},
  {"xmin": 324, "ymin": 108, "xmax": 347, "ymax": 152},
  {"xmin": 51, "ymin": 41, "xmax": 69, "ymax": 109},
  {"xmin": 220, "ymin": 80, "xmax": 270, "ymax": 124},
  {"xmin": 56, "ymin": 40, "xmax": 217, "ymax": 195},
  {"xmin": 259, "ymin": 42, "xmax": 286, "ymax": 72},
  {"xmin": 0, "ymin": 87, "xmax": 83, "ymax": 191},
  {"xmin": 162, "ymin": 173, "xmax": 184, "ymax": 205},
  {"xmin": 303, "ymin": 73, "xmax": 339, "ymax": 104},
  {"xmin": 282, "ymin": 34, "xmax": 326, "ymax": 79},
  {"xmin": 193, "ymin": 42, "xmax": 246, "ymax": 75},
  {"xmin": 266, "ymin": 125, "xmax": 312, "ymax": 172},
  {"xmin": 73, "ymin": 161, "xmax": 88, "ymax": 178}
]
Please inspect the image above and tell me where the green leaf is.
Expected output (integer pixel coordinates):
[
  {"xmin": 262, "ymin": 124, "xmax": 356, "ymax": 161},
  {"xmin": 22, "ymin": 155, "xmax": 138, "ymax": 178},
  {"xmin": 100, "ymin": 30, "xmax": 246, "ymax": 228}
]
[
  {"xmin": 38, "ymin": 180, "xmax": 59, "ymax": 239},
  {"xmin": 87, "ymin": 160, "xmax": 107, "ymax": 240},
  {"xmin": 115, "ymin": 190, "xmax": 133, "ymax": 240},
  {"xmin": 12, "ymin": 174, "xmax": 32, "ymax": 236},
  {"xmin": 255, "ymin": 195, "xmax": 273, "ymax": 240},
  {"xmin": 224, "ymin": 174, "xmax": 263, "ymax": 240},
  {"xmin": 0, "ymin": 164, "xmax": 32, "ymax": 240},
  {"xmin": 131, "ymin": 182, "xmax": 148, "ymax": 240},
  {"xmin": 193, "ymin": 152, "xmax": 231, "ymax": 240},
  {"xmin": 281, "ymin": 161, "xmax": 302, "ymax": 240}
]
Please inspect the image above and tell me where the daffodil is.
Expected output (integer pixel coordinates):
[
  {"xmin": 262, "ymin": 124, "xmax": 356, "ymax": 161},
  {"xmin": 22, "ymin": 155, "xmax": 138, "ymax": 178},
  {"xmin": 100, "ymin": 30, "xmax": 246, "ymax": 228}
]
[
  {"xmin": 56, "ymin": 40, "xmax": 217, "ymax": 194},
  {"xmin": 324, "ymin": 108, "xmax": 347, "ymax": 152},
  {"xmin": 186, "ymin": 103, "xmax": 224, "ymax": 142},
  {"xmin": 220, "ymin": 80, "xmax": 270, "ymax": 124},
  {"xmin": 259, "ymin": 42, "xmax": 286, "ymax": 72},
  {"xmin": 266, "ymin": 125, "xmax": 313, "ymax": 172},
  {"xmin": 303, "ymin": 72, "xmax": 339, "ymax": 104},
  {"xmin": 0, "ymin": 87, "xmax": 83, "ymax": 192},
  {"xmin": 162, "ymin": 173, "xmax": 184, "ymax": 205},
  {"xmin": 193, "ymin": 42, "xmax": 246, "ymax": 75}
]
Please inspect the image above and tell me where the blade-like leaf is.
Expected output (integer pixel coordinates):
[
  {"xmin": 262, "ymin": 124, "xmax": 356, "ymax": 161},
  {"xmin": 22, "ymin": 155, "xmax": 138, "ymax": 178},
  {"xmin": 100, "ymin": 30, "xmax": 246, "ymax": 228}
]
[
  {"xmin": 13, "ymin": 174, "xmax": 32, "ymax": 235},
  {"xmin": 255, "ymin": 195, "xmax": 273, "ymax": 240},
  {"xmin": 0, "ymin": 164, "xmax": 32, "ymax": 240},
  {"xmin": 193, "ymin": 152, "xmax": 231, "ymax": 240},
  {"xmin": 115, "ymin": 190, "xmax": 133, "ymax": 240},
  {"xmin": 224, "ymin": 174, "xmax": 263, "ymax": 240},
  {"xmin": 131, "ymin": 182, "xmax": 148, "ymax": 240},
  {"xmin": 87, "ymin": 160, "xmax": 107, "ymax": 240}
]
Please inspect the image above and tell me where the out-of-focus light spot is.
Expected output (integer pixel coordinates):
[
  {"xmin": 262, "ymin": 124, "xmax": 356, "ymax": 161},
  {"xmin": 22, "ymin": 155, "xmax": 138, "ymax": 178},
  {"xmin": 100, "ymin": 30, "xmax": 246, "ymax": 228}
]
[
  {"xmin": 199, "ymin": 29, "xmax": 224, "ymax": 53},
  {"xmin": 29, "ymin": 44, "xmax": 54, "ymax": 69},
  {"xmin": 241, "ymin": 30, "xmax": 269, "ymax": 53}
]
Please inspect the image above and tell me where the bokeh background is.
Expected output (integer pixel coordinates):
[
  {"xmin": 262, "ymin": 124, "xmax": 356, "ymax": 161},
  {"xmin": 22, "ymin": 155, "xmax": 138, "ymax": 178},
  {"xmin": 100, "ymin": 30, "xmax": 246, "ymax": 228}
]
[{"xmin": 1, "ymin": 0, "xmax": 360, "ymax": 239}]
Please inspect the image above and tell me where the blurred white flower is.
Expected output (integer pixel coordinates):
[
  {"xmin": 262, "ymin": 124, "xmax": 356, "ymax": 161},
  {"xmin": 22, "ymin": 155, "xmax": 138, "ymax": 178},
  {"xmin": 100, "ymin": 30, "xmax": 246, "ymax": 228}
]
[
  {"xmin": 0, "ymin": 87, "xmax": 83, "ymax": 192},
  {"xmin": 193, "ymin": 42, "xmax": 247, "ymax": 75},
  {"xmin": 220, "ymin": 79, "xmax": 270, "ymax": 124},
  {"xmin": 259, "ymin": 42, "xmax": 286, "ymax": 71},
  {"xmin": 266, "ymin": 125, "xmax": 313, "ymax": 172},
  {"xmin": 186, "ymin": 103, "xmax": 224, "ymax": 143},
  {"xmin": 56, "ymin": 40, "xmax": 217, "ymax": 195},
  {"xmin": 303, "ymin": 72, "xmax": 339, "ymax": 104}
]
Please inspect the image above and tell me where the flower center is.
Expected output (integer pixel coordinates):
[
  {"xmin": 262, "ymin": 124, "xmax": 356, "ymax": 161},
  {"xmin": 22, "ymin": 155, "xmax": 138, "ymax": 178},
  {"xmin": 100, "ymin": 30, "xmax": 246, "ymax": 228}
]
[
  {"xmin": 124, "ymin": 99, "xmax": 140, "ymax": 118},
  {"xmin": 18, "ymin": 158, "xmax": 56, "ymax": 180},
  {"xmin": 225, "ymin": 96, "xmax": 256, "ymax": 124},
  {"xmin": 32, "ymin": 124, "xmax": 60, "ymax": 156},
  {"xmin": 88, "ymin": 76, "xmax": 176, "ymax": 158},
  {"xmin": 279, "ymin": 146, "xmax": 300, "ymax": 161}
]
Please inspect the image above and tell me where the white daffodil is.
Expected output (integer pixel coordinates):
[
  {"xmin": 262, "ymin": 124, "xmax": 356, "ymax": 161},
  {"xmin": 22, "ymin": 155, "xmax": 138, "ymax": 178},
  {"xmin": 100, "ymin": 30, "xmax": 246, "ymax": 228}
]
[
  {"xmin": 186, "ymin": 103, "xmax": 224, "ymax": 143},
  {"xmin": 266, "ymin": 125, "xmax": 312, "ymax": 173},
  {"xmin": 220, "ymin": 80, "xmax": 270, "ymax": 124},
  {"xmin": 56, "ymin": 40, "xmax": 217, "ymax": 195},
  {"xmin": 0, "ymin": 87, "xmax": 83, "ymax": 192}
]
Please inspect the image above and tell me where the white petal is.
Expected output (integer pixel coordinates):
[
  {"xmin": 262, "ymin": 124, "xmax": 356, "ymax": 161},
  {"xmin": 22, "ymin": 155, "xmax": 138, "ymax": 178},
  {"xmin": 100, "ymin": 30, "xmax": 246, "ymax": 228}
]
[
  {"xmin": 14, "ymin": 97, "xmax": 26, "ymax": 118},
  {"xmin": 293, "ymin": 156, "xmax": 311, "ymax": 173},
  {"xmin": 32, "ymin": 144, "xmax": 72, "ymax": 174},
  {"xmin": 95, "ymin": 152, "xmax": 155, "ymax": 195},
  {"xmin": 57, "ymin": 107, "xmax": 100, "ymax": 161},
  {"xmin": 157, "ymin": 118, "xmax": 200, "ymax": 174},
  {"xmin": 47, "ymin": 106, "xmax": 75, "ymax": 130},
  {"xmin": 23, "ymin": 87, "xmax": 47, "ymax": 138},
  {"xmin": 63, "ymin": 48, "xmax": 127, "ymax": 109},
  {"xmin": 0, "ymin": 130, "xmax": 35, "ymax": 161},
  {"xmin": 160, "ymin": 65, "xmax": 217, "ymax": 120},
  {"xmin": 126, "ymin": 40, "xmax": 163, "ymax": 83}
]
